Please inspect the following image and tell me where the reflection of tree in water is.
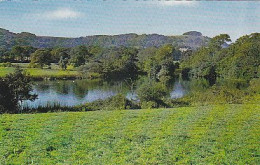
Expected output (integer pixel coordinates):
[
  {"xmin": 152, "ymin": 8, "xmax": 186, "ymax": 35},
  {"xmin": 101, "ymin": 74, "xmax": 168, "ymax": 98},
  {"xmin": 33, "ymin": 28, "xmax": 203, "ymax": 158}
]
[
  {"xmin": 34, "ymin": 83, "xmax": 51, "ymax": 92},
  {"xmin": 52, "ymin": 81, "xmax": 70, "ymax": 95},
  {"xmin": 71, "ymin": 80, "xmax": 89, "ymax": 99},
  {"xmin": 100, "ymin": 80, "xmax": 129, "ymax": 94},
  {"xmin": 188, "ymin": 78, "xmax": 210, "ymax": 93},
  {"xmin": 171, "ymin": 81, "xmax": 185, "ymax": 99}
]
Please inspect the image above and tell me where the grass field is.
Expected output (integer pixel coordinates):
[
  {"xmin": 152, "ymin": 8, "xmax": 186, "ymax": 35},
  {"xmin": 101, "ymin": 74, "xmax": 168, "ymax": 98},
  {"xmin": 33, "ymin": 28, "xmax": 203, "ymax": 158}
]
[
  {"xmin": 0, "ymin": 104, "xmax": 259, "ymax": 164},
  {"xmin": 0, "ymin": 64, "xmax": 79, "ymax": 79},
  {"xmin": 0, "ymin": 67, "xmax": 15, "ymax": 77}
]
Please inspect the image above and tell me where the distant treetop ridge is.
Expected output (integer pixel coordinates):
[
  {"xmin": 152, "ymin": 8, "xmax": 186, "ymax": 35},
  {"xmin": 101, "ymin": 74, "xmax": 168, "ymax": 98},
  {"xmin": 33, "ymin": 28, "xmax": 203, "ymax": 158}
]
[{"xmin": 0, "ymin": 28, "xmax": 210, "ymax": 50}]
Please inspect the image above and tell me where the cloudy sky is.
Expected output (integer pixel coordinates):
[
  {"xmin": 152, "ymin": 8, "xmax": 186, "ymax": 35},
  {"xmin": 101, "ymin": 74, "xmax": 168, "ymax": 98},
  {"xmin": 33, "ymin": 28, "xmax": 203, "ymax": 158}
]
[{"xmin": 0, "ymin": 0, "xmax": 259, "ymax": 41}]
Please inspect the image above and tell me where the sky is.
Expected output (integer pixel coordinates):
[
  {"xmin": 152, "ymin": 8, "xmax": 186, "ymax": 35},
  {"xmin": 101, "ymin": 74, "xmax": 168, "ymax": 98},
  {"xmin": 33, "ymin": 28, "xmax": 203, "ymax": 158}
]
[{"xmin": 0, "ymin": 0, "xmax": 259, "ymax": 41}]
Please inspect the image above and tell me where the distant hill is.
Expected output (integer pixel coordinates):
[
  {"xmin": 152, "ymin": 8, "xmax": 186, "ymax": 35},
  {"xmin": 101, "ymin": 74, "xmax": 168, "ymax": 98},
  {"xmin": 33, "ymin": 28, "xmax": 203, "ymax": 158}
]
[
  {"xmin": 183, "ymin": 31, "xmax": 202, "ymax": 36},
  {"xmin": 0, "ymin": 28, "xmax": 210, "ymax": 50}
]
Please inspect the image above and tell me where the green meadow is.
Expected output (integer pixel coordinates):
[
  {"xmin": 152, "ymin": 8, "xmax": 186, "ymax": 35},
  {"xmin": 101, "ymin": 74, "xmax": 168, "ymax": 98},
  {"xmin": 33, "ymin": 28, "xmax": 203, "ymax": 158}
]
[
  {"xmin": 0, "ymin": 67, "xmax": 15, "ymax": 77},
  {"xmin": 0, "ymin": 104, "xmax": 259, "ymax": 164},
  {"xmin": 0, "ymin": 64, "xmax": 79, "ymax": 79}
]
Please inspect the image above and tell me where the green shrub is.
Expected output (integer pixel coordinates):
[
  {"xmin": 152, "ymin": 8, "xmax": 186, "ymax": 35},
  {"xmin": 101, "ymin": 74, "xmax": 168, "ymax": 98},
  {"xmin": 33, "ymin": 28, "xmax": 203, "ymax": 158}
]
[
  {"xmin": 180, "ymin": 85, "xmax": 246, "ymax": 105},
  {"xmin": 140, "ymin": 101, "xmax": 157, "ymax": 109},
  {"xmin": 28, "ymin": 63, "xmax": 41, "ymax": 68},
  {"xmin": 84, "ymin": 94, "xmax": 139, "ymax": 111},
  {"xmin": 85, "ymin": 72, "xmax": 102, "ymax": 79},
  {"xmin": 0, "ymin": 62, "xmax": 12, "ymax": 67},
  {"xmin": 137, "ymin": 81, "xmax": 168, "ymax": 108},
  {"xmin": 165, "ymin": 98, "xmax": 190, "ymax": 107},
  {"xmin": 248, "ymin": 78, "xmax": 260, "ymax": 94}
]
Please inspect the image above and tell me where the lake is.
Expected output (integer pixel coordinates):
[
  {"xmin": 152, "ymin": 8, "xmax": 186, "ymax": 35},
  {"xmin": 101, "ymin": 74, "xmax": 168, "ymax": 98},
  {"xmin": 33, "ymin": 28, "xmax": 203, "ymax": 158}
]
[{"xmin": 22, "ymin": 78, "xmax": 189, "ymax": 108}]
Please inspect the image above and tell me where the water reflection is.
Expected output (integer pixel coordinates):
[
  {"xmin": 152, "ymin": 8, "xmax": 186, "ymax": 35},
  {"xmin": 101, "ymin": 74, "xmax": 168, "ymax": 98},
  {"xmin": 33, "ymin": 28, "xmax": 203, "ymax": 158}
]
[
  {"xmin": 23, "ymin": 79, "xmax": 134, "ymax": 108},
  {"xmin": 170, "ymin": 81, "xmax": 186, "ymax": 99},
  {"xmin": 23, "ymin": 79, "xmax": 188, "ymax": 108},
  {"xmin": 22, "ymin": 78, "xmax": 248, "ymax": 108}
]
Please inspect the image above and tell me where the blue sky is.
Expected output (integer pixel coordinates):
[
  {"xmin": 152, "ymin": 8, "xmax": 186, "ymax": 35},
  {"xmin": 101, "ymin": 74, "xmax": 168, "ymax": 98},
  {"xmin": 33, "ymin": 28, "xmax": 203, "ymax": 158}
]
[{"xmin": 0, "ymin": 0, "xmax": 259, "ymax": 41}]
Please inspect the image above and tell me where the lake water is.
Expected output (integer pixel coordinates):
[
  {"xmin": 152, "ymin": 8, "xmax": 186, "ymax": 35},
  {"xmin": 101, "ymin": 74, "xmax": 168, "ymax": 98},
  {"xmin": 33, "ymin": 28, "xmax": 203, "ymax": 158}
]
[{"xmin": 22, "ymin": 78, "xmax": 189, "ymax": 108}]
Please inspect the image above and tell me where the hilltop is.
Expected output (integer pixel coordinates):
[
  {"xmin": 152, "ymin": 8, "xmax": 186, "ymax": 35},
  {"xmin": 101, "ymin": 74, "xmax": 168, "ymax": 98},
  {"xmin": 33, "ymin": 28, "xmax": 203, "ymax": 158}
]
[{"xmin": 0, "ymin": 28, "xmax": 210, "ymax": 50}]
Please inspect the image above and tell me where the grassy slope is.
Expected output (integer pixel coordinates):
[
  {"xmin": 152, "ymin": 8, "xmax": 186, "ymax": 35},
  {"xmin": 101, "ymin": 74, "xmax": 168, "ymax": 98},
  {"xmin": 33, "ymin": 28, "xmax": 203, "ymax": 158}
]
[{"xmin": 0, "ymin": 104, "xmax": 259, "ymax": 164}]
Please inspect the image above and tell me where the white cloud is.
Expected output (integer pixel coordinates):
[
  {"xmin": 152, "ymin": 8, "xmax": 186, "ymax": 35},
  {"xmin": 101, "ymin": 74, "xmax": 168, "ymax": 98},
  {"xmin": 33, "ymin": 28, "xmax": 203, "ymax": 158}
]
[
  {"xmin": 43, "ymin": 8, "xmax": 82, "ymax": 20},
  {"xmin": 153, "ymin": 1, "xmax": 197, "ymax": 7}
]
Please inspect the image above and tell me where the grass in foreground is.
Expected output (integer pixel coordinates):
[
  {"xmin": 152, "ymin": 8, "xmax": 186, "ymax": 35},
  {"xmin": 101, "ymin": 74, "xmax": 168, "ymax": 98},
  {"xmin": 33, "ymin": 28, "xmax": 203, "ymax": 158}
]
[{"xmin": 0, "ymin": 104, "xmax": 259, "ymax": 164}]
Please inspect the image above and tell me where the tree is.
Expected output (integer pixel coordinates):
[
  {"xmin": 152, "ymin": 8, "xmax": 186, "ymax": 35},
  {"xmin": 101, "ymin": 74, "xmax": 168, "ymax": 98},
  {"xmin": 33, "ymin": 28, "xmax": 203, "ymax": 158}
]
[
  {"xmin": 98, "ymin": 46, "xmax": 139, "ymax": 79},
  {"xmin": 209, "ymin": 34, "xmax": 231, "ymax": 51},
  {"xmin": 0, "ymin": 67, "xmax": 37, "ymax": 113},
  {"xmin": 137, "ymin": 47, "xmax": 157, "ymax": 73},
  {"xmin": 78, "ymin": 61, "xmax": 103, "ymax": 79},
  {"xmin": 148, "ymin": 44, "xmax": 176, "ymax": 82},
  {"xmin": 23, "ymin": 46, "xmax": 37, "ymax": 62},
  {"xmin": 10, "ymin": 45, "xmax": 24, "ymax": 62},
  {"xmin": 70, "ymin": 45, "xmax": 91, "ymax": 67},
  {"xmin": 217, "ymin": 33, "xmax": 260, "ymax": 80},
  {"xmin": 157, "ymin": 60, "xmax": 176, "ymax": 83},
  {"xmin": 155, "ymin": 44, "xmax": 174, "ymax": 62},
  {"xmin": 181, "ymin": 33, "xmax": 260, "ymax": 81},
  {"xmin": 59, "ymin": 56, "xmax": 69, "ymax": 70},
  {"xmin": 181, "ymin": 34, "xmax": 231, "ymax": 80},
  {"xmin": 88, "ymin": 45, "xmax": 104, "ymax": 58},
  {"xmin": 0, "ymin": 47, "xmax": 11, "ymax": 62},
  {"xmin": 30, "ymin": 49, "xmax": 52, "ymax": 68},
  {"xmin": 51, "ymin": 47, "xmax": 70, "ymax": 63}
]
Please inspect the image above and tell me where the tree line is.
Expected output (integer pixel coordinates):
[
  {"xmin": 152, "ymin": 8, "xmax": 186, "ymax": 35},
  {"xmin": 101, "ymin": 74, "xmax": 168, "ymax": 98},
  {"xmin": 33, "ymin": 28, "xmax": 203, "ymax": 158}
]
[
  {"xmin": 181, "ymin": 33, "xmax": 260, "ymax": 81},
  {"xmin": 0, "ymin": 44, "xmax": 183, "ymax": 82},
  {"xmin": 0, "ymin": 33, "xmax": 259, "ymax": 113}
]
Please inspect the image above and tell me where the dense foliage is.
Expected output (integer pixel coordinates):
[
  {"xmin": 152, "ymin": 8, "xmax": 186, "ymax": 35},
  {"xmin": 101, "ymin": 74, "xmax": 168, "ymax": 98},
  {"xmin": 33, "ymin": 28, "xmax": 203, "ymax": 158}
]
[
  {"xmin": 181, "ymin": 33, "xmax": 260, "ymax": 81},
  {"xmin": 137, "ymin": 81, "xmax": 168, "ymax": 108},
  {"xmin": 0, "ymin": 68, "xmax": 37, "ymax": 113},
  {"xmin": 137, "ymin": 45, "xmax": 179, "ymax": 82},
  {"xmin": 1, "ymin": 44, "xmax": 181, "ymax": 82},
  {"xmin": 29, "ymin": 49, "xmax": 52, "ymax": 68}
]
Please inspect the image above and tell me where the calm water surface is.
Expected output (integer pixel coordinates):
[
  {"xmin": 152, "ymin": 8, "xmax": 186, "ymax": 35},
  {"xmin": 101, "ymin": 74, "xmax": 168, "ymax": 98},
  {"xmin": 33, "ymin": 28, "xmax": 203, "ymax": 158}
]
[{"xmin": 22, "ymin": 79, "xmax": 189, "ymax": 108}]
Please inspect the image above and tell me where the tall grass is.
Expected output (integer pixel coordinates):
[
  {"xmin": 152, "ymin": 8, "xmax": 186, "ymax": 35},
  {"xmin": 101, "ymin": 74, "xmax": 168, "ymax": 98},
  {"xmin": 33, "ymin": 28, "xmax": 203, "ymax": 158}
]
[{"xmin": 22, "ymin": 101, "xmax": 83, "ymax": 113}]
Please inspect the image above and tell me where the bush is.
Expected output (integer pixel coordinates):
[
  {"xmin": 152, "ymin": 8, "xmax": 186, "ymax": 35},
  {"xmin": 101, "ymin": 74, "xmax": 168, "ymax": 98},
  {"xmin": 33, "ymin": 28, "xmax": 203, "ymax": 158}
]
[
  {"xmin": 0, "ymin": 79, "xmax": 17, "ymax": 113},
  {"xmin": 164, "ymin": 98, "xmax": 190, "ymax": 107},
  {"xmin": 180, "ymin": 85, "xmax": 247, "ymax": 105},
  {"xmin": 140, "ymin": 101, "xmax": 157, "ymax": 109},
  {"xmin": 78, "ymin": 64, "xmax": 103, "ymax": 79},
  {"xmin": 28, "ymin": 63, "xmax": 41, "ymax": 68},
  {"xmin": 248, "ymin": 78, "xmax": 260, "ymax": 94},
  {"xmin": 0, "ymin": 62, "xmax": 12, "ymax": 67},
  {"xmin": 84, "ymin": 94, "xmax": 139, "ymax": 111},
  {"xmin": 137, "ymin": 81, "xmax": 168, "ymax": 108}
]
